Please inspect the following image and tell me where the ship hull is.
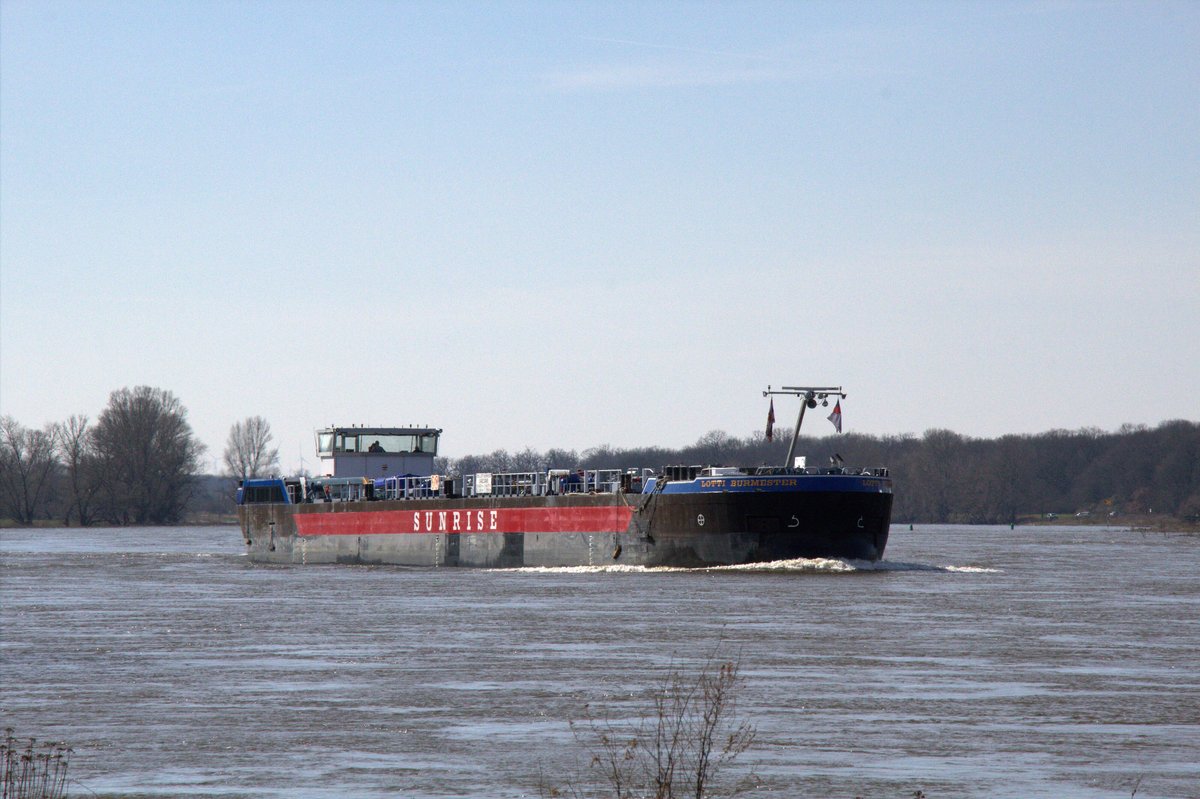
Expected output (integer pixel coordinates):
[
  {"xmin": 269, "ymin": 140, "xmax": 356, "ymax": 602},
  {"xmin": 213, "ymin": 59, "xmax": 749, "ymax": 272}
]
[{"xmin": 238, "ymin": 487, "xmax": 892, "ymax": 567}]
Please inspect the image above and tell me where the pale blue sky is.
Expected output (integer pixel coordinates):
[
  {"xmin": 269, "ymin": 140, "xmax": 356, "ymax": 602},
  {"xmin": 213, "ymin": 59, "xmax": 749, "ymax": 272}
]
[{"xmin": 2, "ymin": 1, "xmax": 1197, "ymax": 472}]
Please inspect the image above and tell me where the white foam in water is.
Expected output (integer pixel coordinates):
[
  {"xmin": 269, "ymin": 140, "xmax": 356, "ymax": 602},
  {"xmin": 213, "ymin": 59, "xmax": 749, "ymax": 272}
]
[
  {"xmin": 510, "ymin": 564, "xmax": 672, "ymax": 574},
  {"xmin": 710, "ymin": 558, "xmax": 1001, "ymax": 574},
  {"xmin": 508, "ymin": 559, "xmax": 1001, "ymax": 574},
  {"xmin": 710, "ymin": 557, "xmax": 859, "ymax": 572}
]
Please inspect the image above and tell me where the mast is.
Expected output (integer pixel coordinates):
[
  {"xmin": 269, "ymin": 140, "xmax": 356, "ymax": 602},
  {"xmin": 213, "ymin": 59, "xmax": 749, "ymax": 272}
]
[{"xmin": 762, "ymin": 385, "xmax": 847, "ymax": 468}]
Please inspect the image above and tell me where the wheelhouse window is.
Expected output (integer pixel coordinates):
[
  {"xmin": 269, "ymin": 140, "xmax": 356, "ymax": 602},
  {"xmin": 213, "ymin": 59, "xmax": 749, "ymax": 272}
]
[{"xmin": 355, "ymin": 434, "xmax": 440, "ymax": 454}]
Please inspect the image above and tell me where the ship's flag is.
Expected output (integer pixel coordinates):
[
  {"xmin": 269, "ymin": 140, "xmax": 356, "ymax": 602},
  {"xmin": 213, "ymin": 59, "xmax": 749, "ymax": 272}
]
[
  {"xmin": 766, "ymin": 398, "xmax": 775, "ymax": 441},
  {"xmin": 827, "ymin": 400, "xmax": 842, "ymax": 433}
]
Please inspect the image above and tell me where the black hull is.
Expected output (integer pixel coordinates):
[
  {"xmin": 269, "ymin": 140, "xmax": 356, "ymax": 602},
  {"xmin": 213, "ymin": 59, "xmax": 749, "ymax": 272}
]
[{"xmin": 239, "ymin": 490, "xmax": 892, "ymax": 567}]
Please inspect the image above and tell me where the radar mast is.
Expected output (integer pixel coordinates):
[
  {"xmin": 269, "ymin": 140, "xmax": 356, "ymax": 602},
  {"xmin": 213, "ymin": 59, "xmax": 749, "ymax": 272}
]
[{"xmin": 762, "ymin": 385, "xmax": 847, "ymax": 468}]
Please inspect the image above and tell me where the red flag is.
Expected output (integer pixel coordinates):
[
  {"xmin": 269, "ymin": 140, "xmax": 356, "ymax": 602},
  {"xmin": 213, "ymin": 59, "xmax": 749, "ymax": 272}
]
[
  {"xmin": 827, "ymin": 400, "xmax": 842, "ymax": 433},
  {"xmin": 766, "ymin": 398, "xmax": 775, "ymax": 441}
]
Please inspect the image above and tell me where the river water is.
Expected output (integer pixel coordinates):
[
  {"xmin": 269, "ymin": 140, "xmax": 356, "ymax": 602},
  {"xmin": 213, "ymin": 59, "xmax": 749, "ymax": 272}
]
[{"xmin": 1, "ymin": 524, "xmax": 1197, "ymax": 799}]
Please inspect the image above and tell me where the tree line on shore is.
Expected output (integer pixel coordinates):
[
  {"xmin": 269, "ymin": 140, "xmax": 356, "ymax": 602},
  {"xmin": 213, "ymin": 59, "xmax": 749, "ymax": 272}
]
[
  {"xmin": 0, "ymin": 386, "xmax": 274, "ymax": 526},
  {"xmin": 441, "ymin": 420, "xmax": 1200, "ymax": 524},
  {"xmin": 2, "ymin": 385, "xmax": 1198, "ymax": 525}
]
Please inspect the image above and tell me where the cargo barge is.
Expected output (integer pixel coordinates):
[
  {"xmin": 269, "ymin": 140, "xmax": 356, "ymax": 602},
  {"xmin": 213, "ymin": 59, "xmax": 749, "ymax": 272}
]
[{"xmin": 237, "ymin": 387, "xmax": 893, "ymax": 567}]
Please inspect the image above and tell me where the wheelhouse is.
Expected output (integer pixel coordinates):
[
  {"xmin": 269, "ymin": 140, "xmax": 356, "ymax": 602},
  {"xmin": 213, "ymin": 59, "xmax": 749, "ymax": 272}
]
[{"xmin": 315, "ymin": 425, "xmax": 442, "ymax": 479}]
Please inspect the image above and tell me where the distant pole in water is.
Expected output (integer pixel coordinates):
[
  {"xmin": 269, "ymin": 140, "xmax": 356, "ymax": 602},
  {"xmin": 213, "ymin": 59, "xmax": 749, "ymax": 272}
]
[{"xmin": 763, "ymin": 385, "xmax": 847, "ymax": 468}]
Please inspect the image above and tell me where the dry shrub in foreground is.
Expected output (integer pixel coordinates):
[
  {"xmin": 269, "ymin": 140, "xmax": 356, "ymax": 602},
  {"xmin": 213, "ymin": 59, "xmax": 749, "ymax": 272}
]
[
  {"xmin": 549, "ymin": 653, "xmax": 759, "ymax": 799},
  {"xmin": 1, "ymin": 728, "xmax": 71, "ymax": 799}
]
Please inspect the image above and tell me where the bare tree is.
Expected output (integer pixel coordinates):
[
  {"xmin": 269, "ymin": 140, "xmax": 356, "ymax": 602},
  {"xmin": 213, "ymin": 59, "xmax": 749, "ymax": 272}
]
[
  {"xmin": 556, "ymin": 651, "xmax": 758, "ymax": 799},
  {"xmin": 692, "ymin": 430, "xmax": 736, "ymax": 465},
  {"xmin": 222, "ymin": 416, "xmax": 280, "ymax": 481},
  {"xmin": 52, "ymin": 415, "xmax": 102, "ymax": 526},
  {"xmin": 92, "ymin": 387, "xmax": 205, "ymax": 524},
  {"xmin": 0, "ymin": 416, "xmax": 59, "ymax": 524}
]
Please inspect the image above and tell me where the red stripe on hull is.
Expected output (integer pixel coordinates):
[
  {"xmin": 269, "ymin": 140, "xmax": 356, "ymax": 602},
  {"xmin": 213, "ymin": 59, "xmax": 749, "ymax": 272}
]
[{"xmin": 293, "ymin": 506, "xmax": 633, "ymax": 537}]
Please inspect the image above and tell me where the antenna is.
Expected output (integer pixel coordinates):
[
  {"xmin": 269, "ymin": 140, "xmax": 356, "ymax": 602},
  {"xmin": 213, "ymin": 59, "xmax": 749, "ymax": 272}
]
[{"xmin": 762, "ymin": 385, "xmax": 847, "ymax": 468}]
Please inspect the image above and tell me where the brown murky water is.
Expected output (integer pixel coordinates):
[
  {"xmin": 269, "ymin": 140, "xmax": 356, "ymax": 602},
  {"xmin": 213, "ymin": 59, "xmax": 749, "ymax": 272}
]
[{"xmin": 2, "ymin": 524, "xmax": 1197, "ymax": 798}]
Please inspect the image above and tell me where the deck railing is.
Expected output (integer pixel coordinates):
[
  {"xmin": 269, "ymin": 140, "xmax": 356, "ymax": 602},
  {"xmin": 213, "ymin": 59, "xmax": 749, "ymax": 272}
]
[
  {"xmin": 310, "ymin": 464, "xmax": 888, "ymax": 503},
  {"xmin": 366, "ymin": 469, "xmax": 632, "ymax": 501}
]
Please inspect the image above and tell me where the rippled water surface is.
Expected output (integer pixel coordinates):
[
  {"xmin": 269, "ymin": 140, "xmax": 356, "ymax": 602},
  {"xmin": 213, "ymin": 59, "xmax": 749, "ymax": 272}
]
[{"xmin": 2, "ymin": 524, "xmax": 1197, "ymax": 798}]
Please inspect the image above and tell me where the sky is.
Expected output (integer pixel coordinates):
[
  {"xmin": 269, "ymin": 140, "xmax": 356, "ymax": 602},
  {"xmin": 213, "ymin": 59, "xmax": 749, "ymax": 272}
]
[{"xmin": 1, "ymin": 1, "xmax": 1197, "ymax": 473}]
